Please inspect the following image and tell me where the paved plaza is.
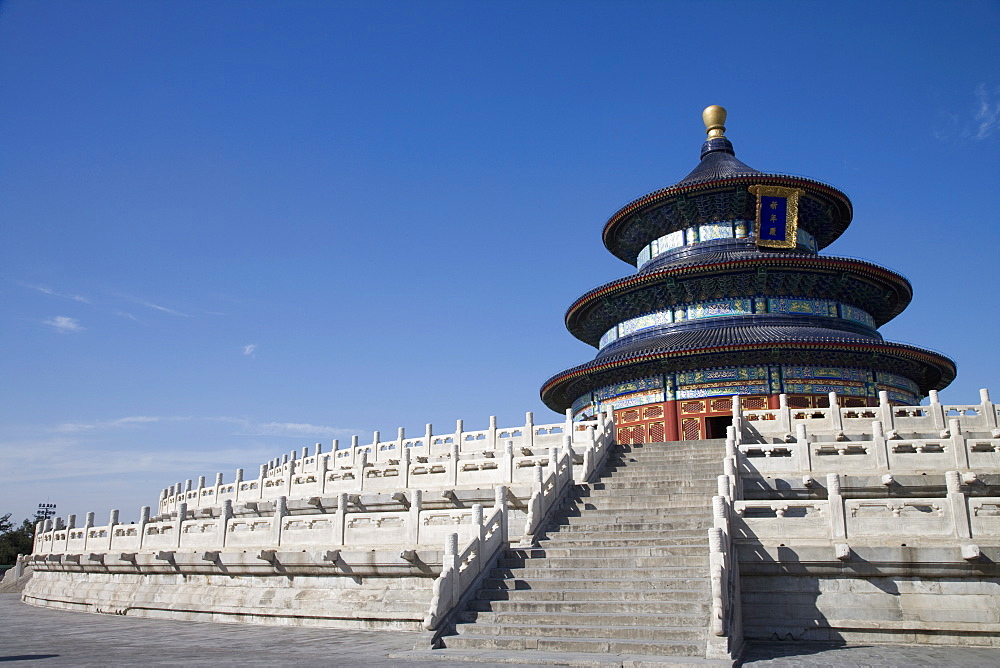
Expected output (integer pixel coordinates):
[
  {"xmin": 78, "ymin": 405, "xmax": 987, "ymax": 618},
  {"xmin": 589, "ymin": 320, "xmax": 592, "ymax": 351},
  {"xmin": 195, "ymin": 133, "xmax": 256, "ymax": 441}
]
[{"xmin": 2, "ymin": 594, "xmax": 998, "ymax": 667}]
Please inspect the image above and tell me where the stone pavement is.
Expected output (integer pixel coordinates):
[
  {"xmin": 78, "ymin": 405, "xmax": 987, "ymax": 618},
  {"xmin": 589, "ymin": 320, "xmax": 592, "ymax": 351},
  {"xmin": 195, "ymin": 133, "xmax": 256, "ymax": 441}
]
[{"xmin": 3, "ymin": 594, "xmax": 999, "ymax": 667}]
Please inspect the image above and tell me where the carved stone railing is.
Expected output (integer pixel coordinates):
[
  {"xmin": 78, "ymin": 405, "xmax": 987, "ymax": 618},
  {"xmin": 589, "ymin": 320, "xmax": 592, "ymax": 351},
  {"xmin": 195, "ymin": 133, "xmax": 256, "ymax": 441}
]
[
  {"xmin": 732, "ymin": 470, "xmax": 999, "ymax": 550},
  {"xmin": 735, "ymin": 389, "xmax": 998, "ymax": 446},
  {"xmin": 706, "ymin": 434, "xmax": 743, "ymax": 660},
  {"xmin": 423, "ymin": 487, "xmax": 507, "ymax": 632},
  {"xmin": 419, "ymin": 408, "xmax": 614, "ymax": 638},
  {"xmin": 32, "ymin": 408, "xmax": 614, "ymax": 593},
  {"xmin": 157, "ymin": 411, "xmax": 612, "ymax": 515},
  {"xmin": 732, "ymin": 391, "xmax": 1000, "ymax": 476}
]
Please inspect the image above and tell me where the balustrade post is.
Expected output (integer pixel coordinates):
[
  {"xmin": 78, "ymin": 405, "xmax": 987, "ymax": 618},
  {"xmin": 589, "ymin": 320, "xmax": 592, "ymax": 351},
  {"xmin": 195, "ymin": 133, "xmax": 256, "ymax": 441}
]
[
  {"xmin": 64, "ymin": 514, "xmax": 76, "ymax": 552},
  {"xmin": 137, "ymin": 506, "xmax": 150, "ymax": 549},
  {"xmin": 454, "ymin": 419, "xmax": 464, "ymax": 454},
  {"xmin": 711, "ymin": 496, "xmax": 728, "ymax": 542},
  {"xmin": 564, "ymin": 408, "xmax": 573, "ymax": 440},
  {"xmin": 878, "ymin": 391, "xmax": 894, "ymax": 431},
  {"xmin": 82, "ymin": 513, "xmax": 94, "ymax": 552},
  {"xmin": 718, "ymin": 474, "xmax": 732, "ymax": 500},
  {"xmin": 220, "ymin": 499, "xmax": 233, "ymax": 548},
  {"xmin": 423, "ymin": 424, "xmax": 433, "ymax": 457},
  {"xmin": 107, "ymin": 509, "xmax": 119, "ymax": 551},
  {"xmin": 401, "ymin": 447, "xmax": 411, "ymax": 489},
  {"xmin": 350, "ymin": 435, "xmax": 359, "ymax": 466},
  {"xmin": 214, "ymin": 472, "xmax": 223, "ymax": 504},
  {"xmin": 826, "ymin": 474, "xmax": 847, "ymax": 539},
  {"xmin": 525, "ymin": 411, "xmax": 535, "ymax": 448},
  {"xmin": 500, "ymin": 440, "xmax": 513, "ymax": 483},
  {"xmin": 950, "ymin": 418, "xmax": 970, "ymax": 469},
  {"xmin": 946, "ymin": 471, "xmax": 972, "ymax": 539},
  {"xmin": 548, "ymin": 446, "xmax": 559, "ymax": 477},
  {"xmin": 450, "ymin": 442, "xmax": 460, "ymax": 486},
  {"xmin": 472, "ymin": 503, "xmax": 485, "ymax": 563},
  {"xmin": 927, "ymin": 390, "xmax": 946, "ymax": 430},
  {"xmin": 272, "ymin": 496, "xmax": 288, "ymax": 547},
  {"xmin": 871, "ymin": 421, "xmax": 890, "ymax": 469},
  {"xmin": 533, "ymin": 463, "xmax": 544, "ymax": 495},
  {"xmin": 829, "ymin": 392, "xmax": 843, "ymax": 432},
  {"xmin": 319, "ymin": 456, "xmax": 329, "ymax": 495},
  {"xmin": 371, "ymin": 431, "xmax": 380, "ymax": 463},
  {"xmin": 335, "ymin": 493, "xmax": 348, "ymax": 545},
  {"xmin": 723, "ymin": 458, "xmax": 739, "ymax": 499},
  {"xmin": 795, "ymin": 423, "xmax": 812, "ymax": 471},
  {"xmin": 176, "ymin": 503, "xmax": 187, "ymax": 548},
  {"xmin": 257, "ymin": 465, "xmax": 266, "ymax": 500},
  {"xmin": 981, "ymin": 389, "xmax": 998, "ymax": 429},
  {"xmin": 778, "ymin": 393, "xmax": 791, "ymax": 433},
  {"xmin": 488, "ymin": 415, "xmax": 497, "ymax": 450},
  {"xmin": 396, "ymin": 427, "xmax": 405, "ymax": 455},
  {"xmin": 495, "ymin": 485, "xmax": 508, "ymax": 542},
  {"xmin": 408, "ymin": 489, "xmax": 422, "ymax": 545},
  {"xmin": 445, "ymin": 533, "xmax": 460, "ymax": 607},
  {"xmin": 356, "ymin": 452, "xmax": 367, "ymax": 493},
  {"xmin": 33, "ymin": 520, "xmax": 43, "ymax": 553}
]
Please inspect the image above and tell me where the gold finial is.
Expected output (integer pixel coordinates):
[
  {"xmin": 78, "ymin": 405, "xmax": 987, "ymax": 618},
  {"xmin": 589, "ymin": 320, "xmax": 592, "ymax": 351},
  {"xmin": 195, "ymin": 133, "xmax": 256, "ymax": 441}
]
[{"xmin": 702, "ymin": 105, "xmax": 727, "ymax": 139}]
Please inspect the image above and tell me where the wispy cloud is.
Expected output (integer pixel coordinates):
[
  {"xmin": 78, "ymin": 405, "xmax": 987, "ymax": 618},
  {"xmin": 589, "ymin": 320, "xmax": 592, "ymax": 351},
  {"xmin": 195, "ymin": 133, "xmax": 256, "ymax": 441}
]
[
  {"xmin": 142, "ymin": 301, "xmax": 190, "ymax": 317},
  {"xmin": 240, "ymin": 421, "xmax": 355, "ymax": 438},
  {"xmin": 972, "ymin": 83, "xmax": 1000, "ymax": 140},
  {"xmin": 52, "ymin": 414, "xmax": 357, "ymax": 440},
  {"xmin": 43, "ymin": 316, "xmax": 84, "ymax": 332},
  {"xmin": 242, "ymin": 343, "xmax": 257, "ymax": 357},
  {"xmin": 54, "ymin": 415, "xmax": 188, "ymax": 433},
  {"xmin": 115, "ymin": 311, "xmax": 138, "ymax": 321},
  {"xmin": 936, "ymin": 84, "xmax": 1000, "ymax": 142},
  {"xmin": 20, "ymin": 282, "xmax": 90, "ymax": 303}
]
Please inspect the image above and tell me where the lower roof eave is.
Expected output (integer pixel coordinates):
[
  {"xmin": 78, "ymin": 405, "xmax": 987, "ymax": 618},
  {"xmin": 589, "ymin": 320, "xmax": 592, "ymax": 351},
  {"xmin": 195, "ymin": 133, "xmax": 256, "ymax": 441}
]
[{"xmin": 540, "ymin": 340, "xmax": 956, "ymax": 413}]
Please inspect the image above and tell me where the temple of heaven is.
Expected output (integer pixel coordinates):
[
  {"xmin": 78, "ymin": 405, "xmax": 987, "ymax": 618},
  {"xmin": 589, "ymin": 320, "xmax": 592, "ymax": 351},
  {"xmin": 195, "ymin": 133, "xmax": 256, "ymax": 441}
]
[{"xmin": 541, "ymin": 106, "xmax": 955, "ymax": 442}]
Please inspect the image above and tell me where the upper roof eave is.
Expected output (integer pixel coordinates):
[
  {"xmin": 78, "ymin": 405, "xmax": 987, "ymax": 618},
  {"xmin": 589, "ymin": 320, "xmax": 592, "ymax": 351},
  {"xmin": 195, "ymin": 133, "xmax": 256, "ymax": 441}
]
[{"xmin": 601, "ymin": 173, "xmax": 854, "ymax": 264}]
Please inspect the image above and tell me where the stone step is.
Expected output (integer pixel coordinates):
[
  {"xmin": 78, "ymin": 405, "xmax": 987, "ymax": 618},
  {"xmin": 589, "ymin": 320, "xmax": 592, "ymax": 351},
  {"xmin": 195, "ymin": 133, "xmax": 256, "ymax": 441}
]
[
  {"xmin": 553, "ymin": 520, "xmax": 713, "ymax": 532},
  {"xmin": 585, "ymin": 480, "xmax": 719, "ymax": 491},
  {"xmin": 503, "ymin": 545, "xmax": 708, "ymax": 561},
  {"xmin": 481, "ymin": 577, "xmax": 708, "ymax": 592},
  {"xmin": 537, "ymin": 535, "xmax": 707, "ymax": 548},
  {"xmin": 469, "ymin": 598, "xmax": 711, "ymax": 616},
  {"xmin": 490, "ymin": 566, "xmax": 708, "ymax": 580},
  {"xmin": 604, "ymin": 456, "xmax": 721, "ymax": 463},
  {"xmin": 575, "ymin": 484, "xmax": 717, "ymax": 493},
  {"xmin": 538, "ymin": 525, "xmax": 708, "ymax": 548},
  {"xmin": 477, "ymin": 587, "xmax": 709, "ymax": 602},
  {"xmin": 441, "ymin": 633, "xmax": 706, "ymax": 657},
  {"xmin": 498, "ymin": 554, "xmax": 709, "ymax": 569},
  {"xmin": 569, "ymin": 507, "xmax": 713, "ymax": 517},
  {"xmin": 453, "ymin": 620, "xmax": 706, "ymax": 641},
  {"xmin": 572, "ymin": 499, "xmax": 714, "ymax": 511},
  {"xmin": 459, "ymin": 609, "xmax": 708, "ymax": 629}
]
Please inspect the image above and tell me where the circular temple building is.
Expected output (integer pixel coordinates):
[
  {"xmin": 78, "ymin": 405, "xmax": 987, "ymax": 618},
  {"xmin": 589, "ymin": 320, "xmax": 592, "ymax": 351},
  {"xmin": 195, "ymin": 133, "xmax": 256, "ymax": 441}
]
[{"xmin": 541, "ymin": 106, "xmax": 955, "ymax": 442}]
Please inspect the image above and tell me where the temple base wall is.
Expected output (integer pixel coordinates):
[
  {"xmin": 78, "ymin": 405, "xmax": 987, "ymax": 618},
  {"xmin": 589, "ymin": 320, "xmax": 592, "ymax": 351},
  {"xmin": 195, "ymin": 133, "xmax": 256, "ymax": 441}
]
[
  {"xmin": 740, "ymin": 569, "xmax": 1000, "ymax": 647},
  {"xmin": 22, "ymin": 568, "xmax": 435, "ymax": 630}
]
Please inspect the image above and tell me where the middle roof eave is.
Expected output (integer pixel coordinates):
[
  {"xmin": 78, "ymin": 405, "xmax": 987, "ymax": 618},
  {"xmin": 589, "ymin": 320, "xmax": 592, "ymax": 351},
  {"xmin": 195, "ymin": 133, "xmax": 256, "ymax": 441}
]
[{"xmin": 564, "ymin": 254, "xmax": 913, "ymax": 346}]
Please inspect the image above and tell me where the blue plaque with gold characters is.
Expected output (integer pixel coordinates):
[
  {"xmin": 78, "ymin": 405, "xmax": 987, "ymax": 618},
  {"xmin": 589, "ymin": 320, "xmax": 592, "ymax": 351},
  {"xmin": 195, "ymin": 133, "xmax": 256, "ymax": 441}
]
[{"xmin": 748, "ymin": 184, "xmax": 804, "ymax": 249}]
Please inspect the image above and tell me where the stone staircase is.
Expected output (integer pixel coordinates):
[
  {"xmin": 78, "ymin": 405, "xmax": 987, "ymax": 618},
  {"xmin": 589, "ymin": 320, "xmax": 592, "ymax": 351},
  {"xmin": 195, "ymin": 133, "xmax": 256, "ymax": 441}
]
[{"xmin": 437, "ymin": 439, "xmax": 729, "ymax": 664}]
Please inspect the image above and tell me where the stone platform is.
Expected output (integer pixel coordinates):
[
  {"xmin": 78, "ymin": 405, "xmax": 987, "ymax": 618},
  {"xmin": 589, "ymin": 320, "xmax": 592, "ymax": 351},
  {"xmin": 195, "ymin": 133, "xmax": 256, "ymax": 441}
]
[{"xmin": 3, "ymin": 593, "xmax": 998, "ymax": 667}]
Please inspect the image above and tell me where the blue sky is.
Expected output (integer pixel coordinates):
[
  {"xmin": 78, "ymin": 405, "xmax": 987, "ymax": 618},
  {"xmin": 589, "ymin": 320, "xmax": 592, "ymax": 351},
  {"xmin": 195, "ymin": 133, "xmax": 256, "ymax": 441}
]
[{"xmin": 2, "ymin": 0, "xmax": 998, "ymax": 524}]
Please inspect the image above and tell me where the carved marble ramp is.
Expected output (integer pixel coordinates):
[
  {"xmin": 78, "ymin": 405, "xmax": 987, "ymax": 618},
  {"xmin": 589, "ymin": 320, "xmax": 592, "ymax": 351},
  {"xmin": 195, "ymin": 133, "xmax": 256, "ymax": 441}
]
[{"xmin": 426, "ymin": 439, "xmax": 733, "ymax": 666}]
